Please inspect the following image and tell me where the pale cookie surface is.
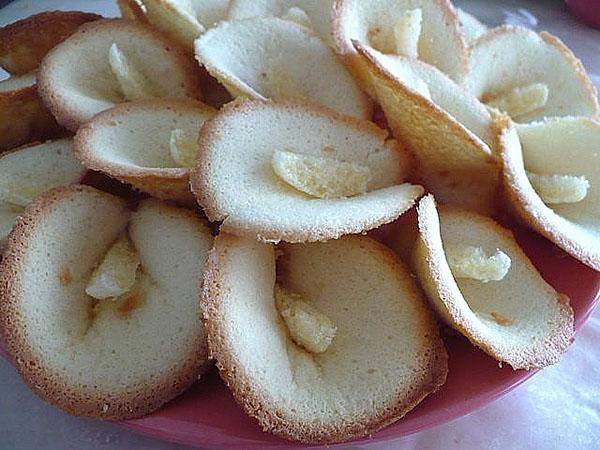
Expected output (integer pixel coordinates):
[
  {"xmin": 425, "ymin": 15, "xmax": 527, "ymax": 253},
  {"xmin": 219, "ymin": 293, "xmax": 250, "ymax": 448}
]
[
  {"xmin": 500, "ymin": 116, "xmax": 600, "ymax": 271},
  {"xmin": 143, "ymin": 0, "xmax": 230, "ymax": 49},
  {"xmin": 194, "ymin": 17, "xmax": 370, "ymax": 119},
  {"xmin": 0, "ymin": 186, "xmax": 213, "ymax": 419},
  {"xmin": 333, "ymin": 0, "xmax": 468, "ymax": 90},
  {"xmin": 202, "ymin": 233, "xmax": 447, "ymax": 444},
  {"xmin": 0, "ymin": 139, "xmax": 84, "ymax": 241},
  {"xmin": 0, "ymin": 139, "xmax": 84, "ymax": 207},
  {"xmin": 464, "ymin": 26, "xmax": 599, "ymax": 122},
  {"xmin": 74, "ymin": 99, "xmax": 216, "ymax": 205},
  {"xmin": 228, "ymin": 0, "xmax": 334, "ymax": 45},
  {"xmin": 37, "ymin": 19, "xmax": 201, "ymax": 131},
  {"xmin": 412, "ymin": 195, "xmax": 574, "ymax": 370},
  {"xmin": 353, "ymin": 42, "xmax": 499, "ymax": 215},
  {"xmin": 191, "ymin": 99, "xmax": 422, "ymax": 243}
]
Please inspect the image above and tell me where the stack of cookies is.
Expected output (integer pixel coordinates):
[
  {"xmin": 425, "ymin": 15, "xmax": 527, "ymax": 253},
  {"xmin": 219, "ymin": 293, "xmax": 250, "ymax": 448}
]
[{"xmin": 0, "ymin": 0, "xmax": 597, "ymax": 445}]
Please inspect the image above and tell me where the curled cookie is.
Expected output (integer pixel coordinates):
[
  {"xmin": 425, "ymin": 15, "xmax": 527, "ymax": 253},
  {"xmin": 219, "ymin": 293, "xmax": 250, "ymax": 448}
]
[
  {"xmin": 37, "ymin": 19, "xmax": 201, "ymax": 131},
  {"xmin": 75, "ymin": 99, "xmax": 216, "ymax": 205},
  {"xmin": 0, "ymin": 138, "xmax": 85, "ymax": 242},
  {"xmin": 353, "ymin": 42, "xmax": 499, "ymax": 215},
  {"xmin": 464, "ymin": 26, "xmax": 599, "ymax": 122},
  {"xmin": 0, "ymin": 11, "xmax": 101, "ymax": 76},
  {"xmin": 142, "ymin": 0, "xmax": 230, "ymax": 49},
  {"xmin": 333, "ymin": 0, "xmax": 468, "ymax": 91},
  {"xmin": 412, "ymin": 195, "xmax": 574, "ymax": 370},
  {"xmin": 499, "ymin": 116, "xmax": 600, "ymax": 271},
  {"xmin": 228, "ymin": 0, "xmax": 334, "ymax": 45},
  {"xmin": 0, "ymin": 186, "xmax": 213, "ymax": 419},
  {"xmin": 191, "ymin": 98, "xmax": 423, "ymax": 243},
  {"xmin": 202, "ymin": 233, "xmax": 447, "ymax": 444},
  {"xmin": 194, "ymin": 17, "xmax": 370, "ymax": 119}
]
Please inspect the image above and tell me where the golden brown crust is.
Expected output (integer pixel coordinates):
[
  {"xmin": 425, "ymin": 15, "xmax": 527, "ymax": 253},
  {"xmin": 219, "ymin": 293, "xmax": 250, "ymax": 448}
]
[
  {"xmin": 117, "ymin": 0, "xmax": 149, "ymax": 23},
  {"xmin": 201, "ymin": 233, "xmax": 448, "ymax": 444},
  {"xmin": 352, "ymin": 41, "xmax": 500, "ymax": 215},
  {"xmin": 497, "ymin": 115, "xmax": 600, "ymax": 271},
  {"xmin": 74, "ymin": 98, "xmax": 215, "ymax": 205},
  {"xmin": 0, "ymin": 185, "xmax": 210, "ymax": 419},
  {"xmin": 0, "ymin": 85, "xmax": 67, "ymax": 152},
  {"xmin": 0, "ymin": 11, "xmax": 102, "ymax": 75},
  {"xmin": 353, "ymin": 41, "xmax": 493, "ymax": 161},
  {"xmin": 413, "ymin": 194, "xmax": 575, "ymax": 369},
  {"xmin": 37, "ymin": 19, "xmax": 203, "ymax": 132},
  {"xmin": 191, "ymin": 97, "xmax": 422, "ymax": 243}
]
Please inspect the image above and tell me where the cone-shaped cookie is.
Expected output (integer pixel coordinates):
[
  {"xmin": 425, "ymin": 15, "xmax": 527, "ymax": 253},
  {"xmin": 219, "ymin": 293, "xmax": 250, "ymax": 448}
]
[
  {"xmin": 142, "ymin": 0, "xmax": 229, "ymax": 49},
  {"xmin": 194, "ymin": 17, "xmax": 370, "ymax": 119},
  {"xmin": 191, "ymin": 98, "xmax": 423, "ymax": 243},
  {"xmin": 352, "ymin": 42, "xmax": 499, "ymax": 214},
  {"xmin": 37, "ymin": 19, "xmax": 201, "ymax": 131},
  {"xmin": 0, "ymin": 11, "xmax": 101, "ymax": 76},
  {"xmin": 202, "ymin": 233, "xmax": 447, "ymax": 444},
  {"xmin": 0, "ymin": 74, "xmax": 64, "ymax": 151},
  {"xmin": 412, "ymin": 195, "xmax": 574, "ymax": 370},
  {"xmin": 464, "ymin": 26, "xmax": 599, "ymax": 122},
  {"xmin": 499, "ymin": 115, "xmax": 600, "ymax": 271},
  {"xmin": 75, "ymin": 99, "xmax": 216, "ymax": 205},
  {"xmin": 228, "ymin": 0, "xmax": 334, "ymax": 45},
  {"xmin": 0, "ymin": 186, "xmax": 213, "ymax": 419},
  {"xmin": 333, "ymin": 0, "xmax": 468, "ymax": 90},
  {"xmin": 0, "ymin": 138, "xmax": 85, "ymax": 241}
]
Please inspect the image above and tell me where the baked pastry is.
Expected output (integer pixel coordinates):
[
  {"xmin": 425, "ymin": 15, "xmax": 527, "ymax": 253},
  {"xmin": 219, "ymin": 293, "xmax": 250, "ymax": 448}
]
[
  {"xmin": 0, "ymin": 138, "xmax": 85, "ymax": 242},
  {"xmin": 191, "ymin": 98, "xmax": 423, "ymax": 243},
  {"xmin": 141, "ymin": 0, "xmax": 230, "ymax": 49},
  {"xmin": 499, "ymin": 115, "xmax": 600, "ymax": 271},
  {"xmin": 194, "ymin": 17, "xmax": 370, "ymax": 119},
  {"xmin": 352, "ymin": 41, "xmax": 499, "ymax": 215},
  {"xmin": 74, "ymin": 99, "xmax": 216, "ymax": 205},
  {"xmin": 228, "ymin": 0, "xmax": 334, "ymax": 45},
  {"xmin": 464, "ymin": 26, "xmax": 599, "ymax": 122},
  {"xmin": 412, "ymin": 194, "xmax": 574, "ymax": 369},
  {"xmin": 0, "ymin": 10, "xmax": 101, "ymax": 76},
  {"xmin": 333, "ymin": 0, "xmax": 468, "ymax": 93},
  {"xmin": 37, "ymin": 19, "xmax": 201, "ymax": 131},
  {"xmin": 0, "ymin": 185, "xmax": 213, "ymax": 419},
  {"xmin": 202, "ymin": 232, "xmax": 447, "ymax": 444},
  {"xmin": 0, "ymin": 11, "xmax": 101, "ymax": 150}
]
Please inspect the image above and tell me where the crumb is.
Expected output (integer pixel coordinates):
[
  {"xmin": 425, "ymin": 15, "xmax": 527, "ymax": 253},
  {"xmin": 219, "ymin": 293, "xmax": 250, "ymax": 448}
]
[
  {"xmin": 59, "ymin": 268, "xmax": 73, "ymax": 286},
  {"xmin": 490, "ymin": 311, "xmax": 514, "ymax": 326}
]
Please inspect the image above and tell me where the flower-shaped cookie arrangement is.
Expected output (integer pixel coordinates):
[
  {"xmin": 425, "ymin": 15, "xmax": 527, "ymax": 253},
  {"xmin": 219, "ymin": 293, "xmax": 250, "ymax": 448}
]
[{"xmin": 0, "ymin": 1, "xmax": 597, "ymax": 446}]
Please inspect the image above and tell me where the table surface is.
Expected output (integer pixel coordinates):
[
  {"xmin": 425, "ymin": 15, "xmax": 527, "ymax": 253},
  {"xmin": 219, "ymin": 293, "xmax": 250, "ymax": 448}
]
[{"xmin": 1, "ymin": 0, "xmax": 599, "ymax": 449}]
